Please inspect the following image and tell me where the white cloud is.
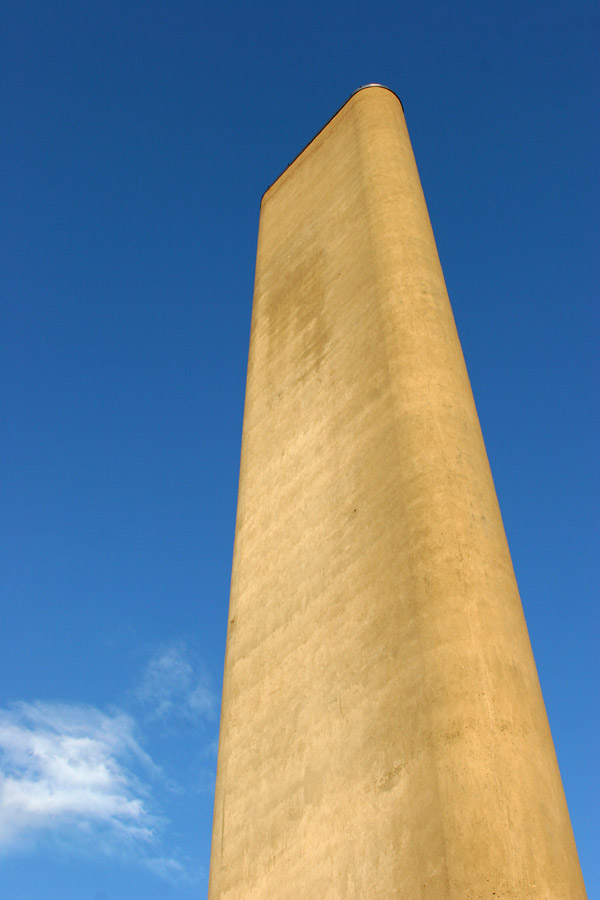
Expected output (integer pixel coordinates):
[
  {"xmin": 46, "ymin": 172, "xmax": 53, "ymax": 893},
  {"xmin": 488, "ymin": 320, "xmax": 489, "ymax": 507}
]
[
  {"xmin": 0, "ymin": 702, "xmax": 157, "ymax": 854},
  {"xmin": 134, "ymin": 641, "xmax": 216, "ymax": 723},
  {"xmin": 0, "ymin": 642, "xmax": 214, "ymax": 884},
  {"xmin": 142, "ymin": 854, "xmax": 188, "ymax": 880}
]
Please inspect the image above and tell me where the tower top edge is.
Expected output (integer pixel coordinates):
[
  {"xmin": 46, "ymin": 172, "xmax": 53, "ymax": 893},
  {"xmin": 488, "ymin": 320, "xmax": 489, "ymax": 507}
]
[{"xmin": 260, "ymin": 85, "xmax": 403, "ymax": 205}]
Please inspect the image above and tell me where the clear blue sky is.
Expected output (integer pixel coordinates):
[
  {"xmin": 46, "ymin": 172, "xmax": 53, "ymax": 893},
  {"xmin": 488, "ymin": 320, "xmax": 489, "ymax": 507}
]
[{"xmin": 1, "ymin": 1, "xmax": 597, "ymax": 897}]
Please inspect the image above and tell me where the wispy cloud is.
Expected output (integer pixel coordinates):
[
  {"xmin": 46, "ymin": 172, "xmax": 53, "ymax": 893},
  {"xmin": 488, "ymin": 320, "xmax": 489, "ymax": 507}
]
[
  {"xmin": 142, "ymin": 854, "xmax": 198, "ymax": 881},
  {"xmin": 0, "ymin": 641, "xmax": 213, "ymax": 884},
  {"xmin": 0, "ymin": 702, "xmax": 157, "ymax": 854},
  {"xmin": 134, "ymin": 641, "xmax": 216, "ymax": 723}
]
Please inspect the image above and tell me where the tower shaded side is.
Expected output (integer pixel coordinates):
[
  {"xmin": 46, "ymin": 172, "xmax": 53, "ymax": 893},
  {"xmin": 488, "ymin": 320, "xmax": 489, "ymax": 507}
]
[{"xmin": 208, "ymin": 86, "xmax": 585, "ymax": 899}]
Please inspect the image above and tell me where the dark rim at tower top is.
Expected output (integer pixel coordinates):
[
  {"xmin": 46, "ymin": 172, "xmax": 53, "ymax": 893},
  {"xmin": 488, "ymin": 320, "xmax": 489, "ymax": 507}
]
[{"xmin": 261, "ymin": 84, "xmax": 404, "ymax": 205}]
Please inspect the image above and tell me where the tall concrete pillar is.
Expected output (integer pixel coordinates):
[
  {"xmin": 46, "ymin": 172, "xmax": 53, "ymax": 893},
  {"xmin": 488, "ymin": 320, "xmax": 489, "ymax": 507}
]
[{"xmin": 208, "ymin": 85, "xmax": 585, "ymax": 899}]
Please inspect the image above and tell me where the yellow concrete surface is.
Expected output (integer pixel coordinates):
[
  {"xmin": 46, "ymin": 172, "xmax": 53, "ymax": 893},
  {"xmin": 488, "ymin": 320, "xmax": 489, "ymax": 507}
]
[{"xmin": 208, "ymin": 86, "xmax": 586, "ymax": 899}]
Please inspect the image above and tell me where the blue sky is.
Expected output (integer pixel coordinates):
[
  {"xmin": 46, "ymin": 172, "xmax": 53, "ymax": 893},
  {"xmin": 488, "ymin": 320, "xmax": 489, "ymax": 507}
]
[{"xmin": 1, "ymin": 1, "xmax": 597, "ymax": 897}]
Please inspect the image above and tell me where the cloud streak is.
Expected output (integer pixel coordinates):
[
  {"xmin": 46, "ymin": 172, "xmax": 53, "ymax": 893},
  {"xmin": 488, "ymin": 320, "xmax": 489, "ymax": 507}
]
[
  {"xmin": 0, "ymin": 702, "xmax": 157, "ymax": 854},
  {"xmin": 0, "ymin": 641, "xmax": 213, "ymax": 883},
  {"xmin": 134, "ymin": 641, "xmax": 216, "ymax": 723}
]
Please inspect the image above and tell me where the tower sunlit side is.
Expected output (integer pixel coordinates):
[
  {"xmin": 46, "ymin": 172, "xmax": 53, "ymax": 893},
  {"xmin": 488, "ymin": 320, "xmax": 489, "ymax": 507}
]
[{"xmin": 208, "ymin": 86, "xmax": 585, "ymax": 899}]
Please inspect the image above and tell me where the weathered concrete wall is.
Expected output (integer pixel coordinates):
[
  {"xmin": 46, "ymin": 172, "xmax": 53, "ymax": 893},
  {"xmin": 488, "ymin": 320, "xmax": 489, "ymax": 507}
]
[{"xmin": 208, "ymin": 85, "xmax": 585, "ymax": 899}]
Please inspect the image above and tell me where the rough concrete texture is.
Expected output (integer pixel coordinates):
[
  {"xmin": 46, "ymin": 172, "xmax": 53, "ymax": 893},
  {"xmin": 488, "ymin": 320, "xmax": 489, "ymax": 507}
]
[{"xmin": 208, "ymin": 86, "xmax": 586, "ymax": 899}]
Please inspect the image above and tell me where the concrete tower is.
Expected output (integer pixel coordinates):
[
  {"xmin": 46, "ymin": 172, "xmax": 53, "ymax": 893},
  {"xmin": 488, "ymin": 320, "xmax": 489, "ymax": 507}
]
[{"xmin": 208, "ymin": 86, "xmax": 585, "ymax": 899}]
